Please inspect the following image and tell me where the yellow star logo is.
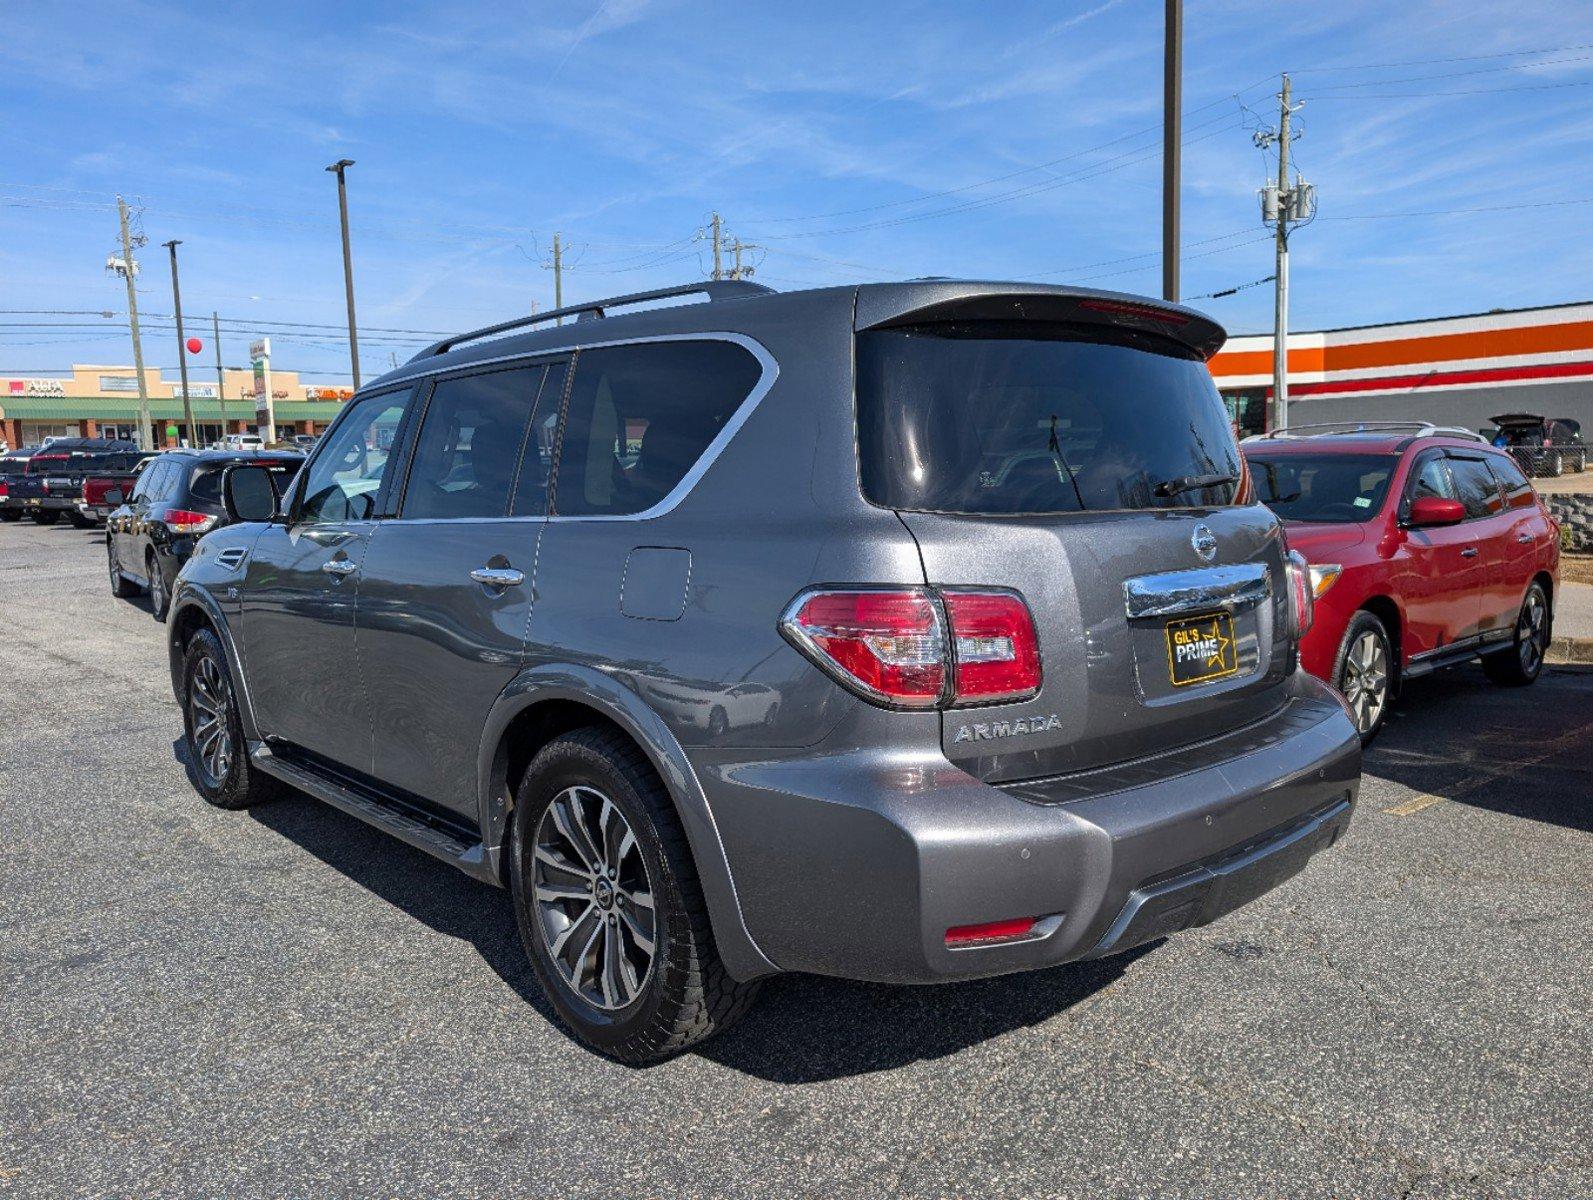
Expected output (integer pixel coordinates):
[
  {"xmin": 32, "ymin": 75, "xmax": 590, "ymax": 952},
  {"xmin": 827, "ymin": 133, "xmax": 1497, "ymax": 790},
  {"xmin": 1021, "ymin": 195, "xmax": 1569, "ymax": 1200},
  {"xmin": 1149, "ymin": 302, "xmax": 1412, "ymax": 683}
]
[{"xmin": 1204, "ymin": 619, "xmax": 1231, "ymax": 668}]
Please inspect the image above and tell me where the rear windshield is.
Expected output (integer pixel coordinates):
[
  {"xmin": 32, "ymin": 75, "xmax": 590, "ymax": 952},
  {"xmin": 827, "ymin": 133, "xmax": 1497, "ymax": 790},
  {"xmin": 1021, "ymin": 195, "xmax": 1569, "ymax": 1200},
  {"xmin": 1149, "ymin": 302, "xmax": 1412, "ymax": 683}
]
[
  {"xmin": 856, "ymin": 322, "xmax": 1242, "ymax": 514},
  {"xmin": 188, "ymin": 460, "xmax": 300, "ymax": 503},
  {"xmin": 1244, "ymin": 452, "xmax": 1396, "ymax": 523},
  {"xmin": 0, "ymin": 458, "xmax": 28, "ymax": 476}
]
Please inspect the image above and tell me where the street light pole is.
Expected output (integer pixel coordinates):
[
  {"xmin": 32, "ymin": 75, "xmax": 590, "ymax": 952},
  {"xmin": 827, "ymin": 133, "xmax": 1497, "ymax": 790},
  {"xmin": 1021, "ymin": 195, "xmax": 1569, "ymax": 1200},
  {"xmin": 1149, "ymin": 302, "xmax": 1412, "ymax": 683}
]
[
  {"xmin": 326, "ymin": 158, "xmax": 361, "ymax": 389},
  {"xmin": 163, "ymin": 240, "xmax": 196, "ymax": 446},
  {"xmin": 1162, "ymin": 0, "xmax": 1182, "ymax": 303}
]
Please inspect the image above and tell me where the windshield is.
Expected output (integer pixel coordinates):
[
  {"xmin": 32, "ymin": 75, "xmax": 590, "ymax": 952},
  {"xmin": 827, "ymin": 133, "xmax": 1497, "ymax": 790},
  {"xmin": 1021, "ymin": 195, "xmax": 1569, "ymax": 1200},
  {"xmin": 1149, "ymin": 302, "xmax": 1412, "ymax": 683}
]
[
  {"xmin": 856, "ymin": 321, "xmax": 1242, "ymax": 514},
  {"xmin": 1244, "ymin": 452, "xmax": 1396, "ymax": 523}
]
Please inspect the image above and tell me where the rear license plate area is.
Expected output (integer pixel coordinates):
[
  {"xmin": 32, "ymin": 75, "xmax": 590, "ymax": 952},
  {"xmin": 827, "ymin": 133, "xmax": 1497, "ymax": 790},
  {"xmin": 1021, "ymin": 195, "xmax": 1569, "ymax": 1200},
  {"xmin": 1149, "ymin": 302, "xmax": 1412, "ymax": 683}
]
[{"xmin": 1164, "ymin": 611, "xmax": 1239, "ymax": 687}]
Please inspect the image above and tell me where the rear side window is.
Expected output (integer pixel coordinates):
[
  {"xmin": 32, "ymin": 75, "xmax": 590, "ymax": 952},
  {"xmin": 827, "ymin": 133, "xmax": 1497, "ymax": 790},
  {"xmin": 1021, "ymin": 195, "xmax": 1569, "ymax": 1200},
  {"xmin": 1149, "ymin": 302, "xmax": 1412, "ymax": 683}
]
[
  {"xmin": 856, "ymin": 322, "xmax": 1242, "ymax": 514},
  {"xmin": 402, "ymin": 366, "xmax": 547, "ymax": 520},
  {"xmin": 553, "ymin": 340, "xmax": 762, "ymax": 517},
  {"xmin": 1486, "ymin": 453, "xmax": 1535, "ymax": 510},
  {"xmin": 1449, "ymin": 456, "xmax": 1504, "ymax": 519}
]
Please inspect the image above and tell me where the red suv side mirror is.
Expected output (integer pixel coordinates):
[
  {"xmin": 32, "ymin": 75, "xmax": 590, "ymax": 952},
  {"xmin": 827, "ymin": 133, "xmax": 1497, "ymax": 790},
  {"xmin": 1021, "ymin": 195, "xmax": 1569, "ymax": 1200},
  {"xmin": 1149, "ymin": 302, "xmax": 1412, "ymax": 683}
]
[{"xmin": 1407, "ymin": 496, "xmax": 1465, "ymax": 527}]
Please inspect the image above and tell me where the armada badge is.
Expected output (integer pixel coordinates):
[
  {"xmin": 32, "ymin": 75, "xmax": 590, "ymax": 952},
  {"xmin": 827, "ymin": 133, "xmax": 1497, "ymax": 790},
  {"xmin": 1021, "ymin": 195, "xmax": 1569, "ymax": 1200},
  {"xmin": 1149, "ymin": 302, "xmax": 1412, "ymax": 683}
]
[{"xmin": 1191, "ymin": 523, "xmax": 1217, "ymax": 563}]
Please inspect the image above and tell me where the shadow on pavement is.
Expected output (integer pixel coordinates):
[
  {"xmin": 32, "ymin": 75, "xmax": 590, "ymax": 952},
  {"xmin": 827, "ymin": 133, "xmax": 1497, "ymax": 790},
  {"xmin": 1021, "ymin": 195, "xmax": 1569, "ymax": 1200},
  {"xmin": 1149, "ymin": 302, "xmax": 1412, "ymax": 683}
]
[
  {"xmin": 1365, "ymin": 663, "xmax": 1592, "ymax": 833},
  {"xmin": 170, "ymin": 739, "xmax": 1144, "ymax": 1078}
]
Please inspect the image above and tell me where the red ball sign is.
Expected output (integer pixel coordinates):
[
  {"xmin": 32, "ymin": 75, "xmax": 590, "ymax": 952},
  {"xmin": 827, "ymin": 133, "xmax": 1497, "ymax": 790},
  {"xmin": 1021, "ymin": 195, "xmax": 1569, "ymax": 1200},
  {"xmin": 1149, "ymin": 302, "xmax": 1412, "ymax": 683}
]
[{"xmin": 186, "ymin": 337, "xmax": 203, "ymax": 355}]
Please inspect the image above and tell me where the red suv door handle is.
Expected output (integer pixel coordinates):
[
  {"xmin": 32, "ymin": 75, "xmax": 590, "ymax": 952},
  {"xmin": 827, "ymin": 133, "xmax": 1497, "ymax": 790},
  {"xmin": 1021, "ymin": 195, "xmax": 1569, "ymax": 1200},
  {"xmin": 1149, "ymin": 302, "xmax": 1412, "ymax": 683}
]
[
  {"xmin": 1460, "ymin": 547, "xmax": 1479, "ymax": 558},
  {"xmin": 1516, "ymin": 532, "xmax": 1534, "ymax": 544}
]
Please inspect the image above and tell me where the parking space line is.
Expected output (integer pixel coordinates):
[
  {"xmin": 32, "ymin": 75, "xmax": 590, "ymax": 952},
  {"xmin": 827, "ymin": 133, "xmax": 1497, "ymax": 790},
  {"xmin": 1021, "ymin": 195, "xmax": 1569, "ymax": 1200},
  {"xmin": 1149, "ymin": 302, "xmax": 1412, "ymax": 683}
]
[{"xmin": 1380, "ymin": 720, "xmax": 1593, "ymax": 816}]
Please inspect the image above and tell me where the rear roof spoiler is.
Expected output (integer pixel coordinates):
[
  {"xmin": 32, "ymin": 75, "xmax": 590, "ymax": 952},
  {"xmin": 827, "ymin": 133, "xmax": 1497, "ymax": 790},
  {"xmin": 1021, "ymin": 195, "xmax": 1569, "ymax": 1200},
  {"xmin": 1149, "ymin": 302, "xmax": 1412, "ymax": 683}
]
[{"xmin": 853, "ymin": 282, "xmax": 1227, "ymax": 360}]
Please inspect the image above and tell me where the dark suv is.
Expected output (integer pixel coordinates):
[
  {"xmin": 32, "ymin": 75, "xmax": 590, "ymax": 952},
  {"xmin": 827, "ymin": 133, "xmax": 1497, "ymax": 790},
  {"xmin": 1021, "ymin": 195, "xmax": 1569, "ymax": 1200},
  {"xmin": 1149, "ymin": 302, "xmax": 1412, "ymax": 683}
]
[
  {"xmin": 107, "ymin": 450, "xmax": 303, "ymax": 620},
  {"xmin": 165, "ymin": 280, "xmax": 1362, "ymax": 1062}
]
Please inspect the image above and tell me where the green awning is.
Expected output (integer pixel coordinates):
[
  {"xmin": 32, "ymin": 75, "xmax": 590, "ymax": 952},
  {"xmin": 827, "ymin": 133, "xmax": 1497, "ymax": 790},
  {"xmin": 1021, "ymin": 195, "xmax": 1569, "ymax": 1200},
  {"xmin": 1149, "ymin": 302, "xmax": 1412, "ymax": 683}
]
[{"xmin": 0, "ymin": 396, "xmax": 348, "ymax": 421}]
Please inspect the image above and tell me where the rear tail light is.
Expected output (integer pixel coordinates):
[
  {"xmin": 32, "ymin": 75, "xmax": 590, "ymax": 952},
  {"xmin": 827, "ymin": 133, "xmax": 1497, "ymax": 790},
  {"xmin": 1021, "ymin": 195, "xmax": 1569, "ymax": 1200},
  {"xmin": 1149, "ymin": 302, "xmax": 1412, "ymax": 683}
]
[
  {"xmin": 1285, "ymin": 550, "xmax": 1314, "ymax": 638},
  {"xmin": 164, "ymin": 508, "xmax": 218, "ymax": 535},
  {"xmin": 780, "ymin": 589, "xmax": 945, "ymax": 707},
  {"xmin": 941, "ymin": 590, "xmax": 1042, "ymax": 703},
  {"xmin": 0, "ymin": 481, "xmax": 7, "ymax": 499},
  {"xmin": 781, "ymin": 587, "xmax": 1042, "ymax": 709}
]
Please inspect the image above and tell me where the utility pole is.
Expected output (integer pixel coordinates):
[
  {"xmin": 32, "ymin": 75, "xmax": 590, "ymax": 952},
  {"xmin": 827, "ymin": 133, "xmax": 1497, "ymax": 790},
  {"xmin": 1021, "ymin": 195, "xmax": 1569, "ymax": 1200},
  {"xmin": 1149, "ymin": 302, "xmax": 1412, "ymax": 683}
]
[
  {"xmin": 709, "ymin": 212, "xmax": 724, "ymax": 281},
  {"xmin": 551, "ymin": 233, "xmax": 564, "ymax": 321},
  {"xmin": 112, "ymin": 197, "xmax": 153, "ymax": 451},
  {"xmin": 728, "ymin": 238, "xmax": 760, "ymax": 281},
  {"xmin": 163, "ymin": 240, "xmax": 196, "ymax": 446},
  {"xmin": 212, "ymin": 311, "xmax": 228, "ymax": 435},
  {"xmin": 325, "ymin": 159, "xmax": 361, "ymax": 388},
  {"xmin": 1162, "ymin": 0, "xmax": 1182, "ymax": 303},
  {"xmin": 1254, "ymin": 74, "xmax": 1311, "ymax": 432}
]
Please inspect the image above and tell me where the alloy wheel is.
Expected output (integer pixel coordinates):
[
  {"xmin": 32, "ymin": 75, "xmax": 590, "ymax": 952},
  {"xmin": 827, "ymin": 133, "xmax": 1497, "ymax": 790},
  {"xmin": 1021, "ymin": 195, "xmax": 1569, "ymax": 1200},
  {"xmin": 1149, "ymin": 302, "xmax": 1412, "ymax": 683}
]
[
  {"xmin": 188, "ymin": 655, "xmax": 234, "ymax": 785},
  {"xmin": 1341, "ymin": 629, "xmax": 1388, "ymax": 734},
  {"xmin": 532, "ymin": 785, "xmax": 656, "ymax": 1011},
  {"xmin": 149, "ymin": 562, "xmax": 165, "ymax": 614},
  {"xmin": 1518, "ymin": 590, "xmax": 1547, "ymax": 675}
]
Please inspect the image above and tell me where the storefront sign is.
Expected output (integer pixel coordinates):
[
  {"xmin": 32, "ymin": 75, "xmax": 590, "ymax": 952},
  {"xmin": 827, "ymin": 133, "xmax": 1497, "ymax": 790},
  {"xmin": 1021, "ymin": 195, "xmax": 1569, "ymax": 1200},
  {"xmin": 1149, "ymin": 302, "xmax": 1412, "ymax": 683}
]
[{"xmin": 250, "ymin": 338, "xmax": 274, "ymax": 441}]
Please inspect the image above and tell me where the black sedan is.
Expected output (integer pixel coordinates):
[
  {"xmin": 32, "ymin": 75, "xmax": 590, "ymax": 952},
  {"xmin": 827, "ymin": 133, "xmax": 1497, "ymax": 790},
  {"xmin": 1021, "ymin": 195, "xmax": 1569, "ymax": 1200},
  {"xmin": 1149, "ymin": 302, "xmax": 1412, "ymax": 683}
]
[{"xmin": 107, "ymin": 450, "xmax": 303, "ymax": 620}]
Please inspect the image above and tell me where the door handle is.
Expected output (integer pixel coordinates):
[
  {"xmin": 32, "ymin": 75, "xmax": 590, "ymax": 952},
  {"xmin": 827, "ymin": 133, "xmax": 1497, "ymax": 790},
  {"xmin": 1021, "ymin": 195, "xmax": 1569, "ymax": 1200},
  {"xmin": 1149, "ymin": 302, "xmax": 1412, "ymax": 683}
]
[
  {"xmin": 470, "ymin": 566, "xmax": 525, "ymax": 590},
  {"xmin": 1516, "ymin": 532, "xmax": 1534, "ymax": 544},
  {"xmin": 1460, "ymin": 547, "xmax": 1479, "ymax": 558},
  {"xmin": 321, "ymin": 558, "xmax": 358, "ymax": 576}
]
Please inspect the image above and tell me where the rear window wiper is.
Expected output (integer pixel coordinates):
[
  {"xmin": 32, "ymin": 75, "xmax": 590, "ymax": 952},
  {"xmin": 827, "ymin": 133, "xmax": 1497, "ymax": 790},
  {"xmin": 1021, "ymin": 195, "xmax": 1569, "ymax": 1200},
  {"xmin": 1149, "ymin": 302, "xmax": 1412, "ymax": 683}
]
[{"xmin": 1152, "ymin": 471, "xmax": 1237, "ymax": 498}]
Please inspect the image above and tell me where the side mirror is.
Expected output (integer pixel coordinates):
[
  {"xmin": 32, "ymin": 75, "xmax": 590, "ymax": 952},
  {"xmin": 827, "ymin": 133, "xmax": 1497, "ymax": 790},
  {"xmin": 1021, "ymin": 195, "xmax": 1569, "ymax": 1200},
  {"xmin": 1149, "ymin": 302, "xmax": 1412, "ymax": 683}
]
[
  {"xmin": 223, "ymin": 465, "xmax": 280, "ymax": 523},
  {"xmin": 1407, "ymin": 496, "xmax": 1465, "ymax": 528},
  {"xmin": 105, "ymin": 487, "xmax": 125, "ymax": 506}
]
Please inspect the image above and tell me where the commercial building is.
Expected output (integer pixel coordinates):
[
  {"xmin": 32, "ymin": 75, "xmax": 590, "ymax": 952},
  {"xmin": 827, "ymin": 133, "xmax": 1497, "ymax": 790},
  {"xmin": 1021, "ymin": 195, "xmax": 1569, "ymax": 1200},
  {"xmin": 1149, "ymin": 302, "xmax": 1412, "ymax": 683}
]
[
  {"xmin": 0, "ymin": 363, "xmax": 353, "ymax": 449},
  {"xmin": 1211, "ymin": 301, "xmax": 1593, "ymax": 437}
]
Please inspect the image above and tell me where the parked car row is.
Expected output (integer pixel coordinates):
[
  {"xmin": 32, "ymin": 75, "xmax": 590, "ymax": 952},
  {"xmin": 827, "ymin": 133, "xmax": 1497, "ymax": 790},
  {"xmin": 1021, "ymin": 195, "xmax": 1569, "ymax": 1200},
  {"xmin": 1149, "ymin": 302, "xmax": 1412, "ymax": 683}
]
[
  {"xmin": 16, "ymin": 279, "xmax": 1562, "ymax": 1067},
  {"xmin": 0, "ymin": 438, "xmax": 149, "ymax": 527}
]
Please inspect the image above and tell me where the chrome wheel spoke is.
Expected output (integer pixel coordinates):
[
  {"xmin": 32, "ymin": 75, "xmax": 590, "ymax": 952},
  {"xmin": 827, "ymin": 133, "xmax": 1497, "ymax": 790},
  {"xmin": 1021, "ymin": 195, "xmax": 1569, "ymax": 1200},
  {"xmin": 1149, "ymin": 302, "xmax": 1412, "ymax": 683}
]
[{"xmin": 533, "ymin": 784, "xmax": 657, "ymax": 1011}]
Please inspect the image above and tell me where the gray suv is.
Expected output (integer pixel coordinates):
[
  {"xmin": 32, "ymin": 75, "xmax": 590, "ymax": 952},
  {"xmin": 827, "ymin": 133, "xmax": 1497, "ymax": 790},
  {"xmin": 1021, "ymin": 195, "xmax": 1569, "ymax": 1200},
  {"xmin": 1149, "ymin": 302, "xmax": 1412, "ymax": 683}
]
[{"xmin": 167, "ymin": 280, "xmax": 1361, "ymax": 1062}]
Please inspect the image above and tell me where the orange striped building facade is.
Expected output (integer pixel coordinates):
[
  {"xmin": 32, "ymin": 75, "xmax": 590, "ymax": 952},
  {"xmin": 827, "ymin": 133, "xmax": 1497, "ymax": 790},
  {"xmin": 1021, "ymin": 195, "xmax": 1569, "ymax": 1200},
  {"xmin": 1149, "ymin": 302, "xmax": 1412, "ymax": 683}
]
[{"xmin": 1208, "ymin": 301, "xmax": 1593, "ymax": 436}]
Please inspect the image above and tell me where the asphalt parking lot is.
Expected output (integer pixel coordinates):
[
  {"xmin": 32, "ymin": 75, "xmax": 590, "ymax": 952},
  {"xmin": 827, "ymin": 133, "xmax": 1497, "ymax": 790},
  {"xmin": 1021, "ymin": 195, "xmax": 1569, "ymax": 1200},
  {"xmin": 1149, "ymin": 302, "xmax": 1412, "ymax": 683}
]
[{"xmin": 2, "ymin": 521, "xmax": 1589, "ymax": 1199}]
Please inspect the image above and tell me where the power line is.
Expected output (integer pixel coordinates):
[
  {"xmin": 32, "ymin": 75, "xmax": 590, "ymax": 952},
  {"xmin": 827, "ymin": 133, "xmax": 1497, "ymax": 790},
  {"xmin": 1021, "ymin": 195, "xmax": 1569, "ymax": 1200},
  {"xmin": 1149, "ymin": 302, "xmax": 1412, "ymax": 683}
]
[
  {"xmin": 1319, "ymin": 196, "xmax": 1593, "ymax": 220},
  {"xmin": 1304, "ymin": 51, "xmax": 1593, "ymax": 91},
  {"xmin": 1312, "ymin": 79, "xmax": 1593, "ymax": 100},
  {"xmin": 1287, "ymin": 40, "xmax": 1593, "ymax": 74}
]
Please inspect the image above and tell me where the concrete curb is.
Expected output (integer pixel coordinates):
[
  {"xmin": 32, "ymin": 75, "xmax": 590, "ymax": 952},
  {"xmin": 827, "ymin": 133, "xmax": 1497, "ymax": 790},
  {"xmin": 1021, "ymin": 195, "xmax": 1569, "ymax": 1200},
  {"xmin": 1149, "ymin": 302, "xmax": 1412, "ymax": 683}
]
[{"xmin": 1547, "ymin": 636, "xmax": 1593, "ymax": 665}]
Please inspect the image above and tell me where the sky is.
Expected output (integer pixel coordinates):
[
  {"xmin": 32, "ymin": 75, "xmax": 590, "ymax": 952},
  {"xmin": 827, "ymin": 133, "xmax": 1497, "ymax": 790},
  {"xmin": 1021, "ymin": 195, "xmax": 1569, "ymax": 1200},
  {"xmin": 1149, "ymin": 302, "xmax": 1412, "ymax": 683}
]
[{"xmin": 3, "ymin": 0, "xmax": 1592, "ymax": 383}]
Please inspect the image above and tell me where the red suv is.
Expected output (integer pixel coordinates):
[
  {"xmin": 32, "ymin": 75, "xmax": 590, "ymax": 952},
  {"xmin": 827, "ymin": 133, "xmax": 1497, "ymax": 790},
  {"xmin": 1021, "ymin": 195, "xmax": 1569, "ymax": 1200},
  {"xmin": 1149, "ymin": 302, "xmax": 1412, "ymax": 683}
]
[{"xmin": 1242, "ymin": 423, "xmax": 1560, "ymax": 741}]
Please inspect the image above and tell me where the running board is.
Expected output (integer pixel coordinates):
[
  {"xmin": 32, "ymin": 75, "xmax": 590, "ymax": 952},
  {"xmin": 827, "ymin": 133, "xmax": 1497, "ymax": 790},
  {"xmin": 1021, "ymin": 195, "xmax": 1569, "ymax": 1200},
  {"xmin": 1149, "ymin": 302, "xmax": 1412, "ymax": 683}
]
[
  {"xmin": 250, "ymin": 744, "xmax": 495, "ymax": 884},
  {"xmin": 1404, "ymin": 631, "xmax": 1514, "ymax": 679}
]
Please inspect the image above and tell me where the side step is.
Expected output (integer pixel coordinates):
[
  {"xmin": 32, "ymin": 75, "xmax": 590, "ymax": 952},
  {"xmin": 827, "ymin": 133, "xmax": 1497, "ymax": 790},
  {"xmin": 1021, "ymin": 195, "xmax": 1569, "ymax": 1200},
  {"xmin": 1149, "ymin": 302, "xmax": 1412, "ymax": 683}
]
[{"xmin": 251, "ymin": 744, "xmax": 496, "ymax": 884}]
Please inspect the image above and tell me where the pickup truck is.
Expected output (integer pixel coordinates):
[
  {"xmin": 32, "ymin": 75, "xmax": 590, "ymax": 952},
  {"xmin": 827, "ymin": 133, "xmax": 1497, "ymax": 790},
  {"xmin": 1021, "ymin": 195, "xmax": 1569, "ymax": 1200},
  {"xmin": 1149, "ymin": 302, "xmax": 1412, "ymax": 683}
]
[
  {"xmin": 78, "ymin": 456, "xmax": 157, "ymax": 525},
  {"xmin": 0, "ymin": 448, "xmax": 35, "ymax": 522},
  {"xmin": 12, "ymin": 440, "xmax": 142, "ymax": 527}
]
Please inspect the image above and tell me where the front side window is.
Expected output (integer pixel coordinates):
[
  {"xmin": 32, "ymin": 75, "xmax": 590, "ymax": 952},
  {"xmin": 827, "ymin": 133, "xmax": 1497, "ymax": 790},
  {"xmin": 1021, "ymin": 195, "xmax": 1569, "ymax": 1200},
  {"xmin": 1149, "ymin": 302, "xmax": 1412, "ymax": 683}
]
[
  {"xmin": 1244, "ymin": 453, "xmax": 1396, "ymax": 524},
  {"xmin": 554, "ymin": 340, "xmax": 762, "ymax": 517},
  {"xmin": 296, "ymin": 391, "xmax": 410, "ymax": 524},
  {"xmin": 1408, "ymin": 455, "xmax": 1456, "ymax": 504},
  {"xmin": 401, "ymin": 366, "xmax": 547, "ymax": 520},
  {"xmin": 1449, "ymin": 456, "xmax": 1504, "ymax": 520},
  {"xmin": 857, "ymin": 322, "xmax": 1242, "ymax": 514}
]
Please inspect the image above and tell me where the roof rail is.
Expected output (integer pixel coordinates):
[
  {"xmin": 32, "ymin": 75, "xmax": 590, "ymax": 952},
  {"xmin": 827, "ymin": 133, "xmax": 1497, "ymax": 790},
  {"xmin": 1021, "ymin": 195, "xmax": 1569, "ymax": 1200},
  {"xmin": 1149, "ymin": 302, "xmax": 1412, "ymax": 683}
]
[
  {"xmin": 1244, "ymin": 421, "xmax": 1489, "ymax": 444},
  {"xmin": 408, "ymin": 280, "xmax": 776, "ymax": 362}
]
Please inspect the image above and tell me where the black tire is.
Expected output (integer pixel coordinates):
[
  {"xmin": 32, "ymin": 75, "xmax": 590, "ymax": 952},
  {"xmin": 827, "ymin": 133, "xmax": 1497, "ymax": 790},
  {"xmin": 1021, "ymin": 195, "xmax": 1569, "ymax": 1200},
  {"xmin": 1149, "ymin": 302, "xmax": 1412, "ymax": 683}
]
[
  {"xmin": 107, "ymin": 539, "xmax": 139, "ymax": 598},
  {"xmin": 510, "ymin": 726, "xmax": 760, "ymax": 1063},
  {"xmin": 31, "ymin": 510, "xmax": 60, "ymax": 525},
  {"xmin": 181, "ymin": 628, "xmax": 278, "ymax": 809},
  {"xmin": 1331, "ymin": 610, "xmax": 1394, "ymax": 744},
  {"xmin": 1483, "ymin": 582, "xmax": 1549, "ymax": 687},
  {"xmin": 0, "ymin": 510, "xmax": 21, "ymax": 523},
  {"xmin": 67, "ymin": 510, "xmax": 92, "ymax": 529},
  {"xmin": 147, "ymin": 552, "xmax": 170, "ymax": 623}
]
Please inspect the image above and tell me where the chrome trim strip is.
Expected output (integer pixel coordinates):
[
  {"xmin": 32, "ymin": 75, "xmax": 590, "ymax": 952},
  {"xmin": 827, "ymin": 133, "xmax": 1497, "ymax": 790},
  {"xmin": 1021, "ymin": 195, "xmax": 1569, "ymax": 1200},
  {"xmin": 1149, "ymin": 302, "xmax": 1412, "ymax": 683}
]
[
  {"xmin": 1123, "ymin": 562, "xmax": 1271, "ymax": 620},
  {"xmin": 353, "ymin": 332, "xmax": 779, "ymax": 527}
]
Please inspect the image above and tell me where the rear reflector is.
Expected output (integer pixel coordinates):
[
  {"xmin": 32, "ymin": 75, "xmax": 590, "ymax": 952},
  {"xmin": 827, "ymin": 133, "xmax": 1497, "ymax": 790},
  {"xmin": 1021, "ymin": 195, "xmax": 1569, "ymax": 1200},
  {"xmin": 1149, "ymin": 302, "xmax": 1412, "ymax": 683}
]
[
  {"xmin": 945, "ymin": 917, "xmax": 1038, "ymax": 948},
  {"xmin": 781, "ymin": 589, "xmax": 946, "ymax": 707},
  {"xmin": 942, "ymin": 590, "xmax": 1042, "ymax": 705}
]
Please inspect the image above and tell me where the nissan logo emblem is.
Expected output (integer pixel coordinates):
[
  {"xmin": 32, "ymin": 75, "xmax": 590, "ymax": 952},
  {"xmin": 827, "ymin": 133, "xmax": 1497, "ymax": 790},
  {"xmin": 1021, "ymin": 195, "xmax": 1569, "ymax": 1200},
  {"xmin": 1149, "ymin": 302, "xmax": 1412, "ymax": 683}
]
[{"xmin": 1191, "ymin": 524, "xmax": 1218, "ymax": 563}]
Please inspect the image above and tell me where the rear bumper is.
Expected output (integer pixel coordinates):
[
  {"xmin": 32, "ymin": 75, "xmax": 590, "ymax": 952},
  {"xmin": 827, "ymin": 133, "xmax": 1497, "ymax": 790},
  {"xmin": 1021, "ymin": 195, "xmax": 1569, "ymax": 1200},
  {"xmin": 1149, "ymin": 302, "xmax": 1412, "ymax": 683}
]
[{"xmin": 700, "ymin": 671, "xmax": 1360, "ymax": 984}]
